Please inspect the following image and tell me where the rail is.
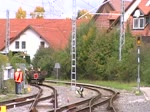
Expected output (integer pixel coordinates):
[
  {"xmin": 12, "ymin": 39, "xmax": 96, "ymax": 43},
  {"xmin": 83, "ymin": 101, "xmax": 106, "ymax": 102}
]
[
  {"xmin": 29, "ymin": 84, "xmax": 42, "ymax": 112},
  {"xmin": 45, "ymin": 80, "xmax": 119, "ymax": 112}
]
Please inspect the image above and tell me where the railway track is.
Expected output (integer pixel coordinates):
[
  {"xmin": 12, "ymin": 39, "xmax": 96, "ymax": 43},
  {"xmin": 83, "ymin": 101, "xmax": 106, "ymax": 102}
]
[
  {"xmin": 1, "ymin": 80, "xmax": 119, "ymax": 112},
  {"xmin": 0, "ymin": 84, "xmax": 40, "ymax": 109},
  {"xmin": 45, "ymin": 80, "xmax": 119, "ymax": 112},
  {"xmin": 1, "ymin": 84, "xmax": 56, "ymax": 112}
]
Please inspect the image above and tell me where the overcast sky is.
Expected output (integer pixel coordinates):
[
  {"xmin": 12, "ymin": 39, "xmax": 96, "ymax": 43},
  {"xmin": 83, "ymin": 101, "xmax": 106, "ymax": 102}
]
[{"xmin": 0, "ymin": 0, "xmax": 104, "ymax": 18}]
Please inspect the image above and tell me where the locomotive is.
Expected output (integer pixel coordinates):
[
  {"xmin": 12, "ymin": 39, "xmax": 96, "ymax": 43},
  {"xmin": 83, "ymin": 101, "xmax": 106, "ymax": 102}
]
[{"xmin": 25, "ymin": 68, "xmax": 47, "ymax": 84}]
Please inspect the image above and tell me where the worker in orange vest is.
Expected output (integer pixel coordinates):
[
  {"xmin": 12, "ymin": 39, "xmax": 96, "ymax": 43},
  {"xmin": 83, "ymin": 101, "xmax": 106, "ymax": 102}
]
[{"xmin": 14, "ymin": 68, "xmax": 23, "ymax": 94}]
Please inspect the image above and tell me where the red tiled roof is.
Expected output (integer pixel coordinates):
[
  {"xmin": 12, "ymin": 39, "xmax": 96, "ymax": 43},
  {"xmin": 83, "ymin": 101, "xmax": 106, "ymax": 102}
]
[
  {"xmin": 93, "ymin": 0, "xmax": 132, "ymax": 21},
  {"xmin": 109, "ymin": 0, "xmax": 131, "ymax": 12},
  {"xmin": 138, "ymin": 0, "xmax": 150, "ymax": 15},
  {"xmin": 0, "ymin": 19, "xmax": 87, "ymax": 50}
]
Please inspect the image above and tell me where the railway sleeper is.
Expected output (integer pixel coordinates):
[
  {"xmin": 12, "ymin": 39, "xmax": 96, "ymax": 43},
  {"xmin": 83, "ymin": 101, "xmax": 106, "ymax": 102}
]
[{"xmin": 36, "ymin": 102, "xmax": 54, "ymax": 108}]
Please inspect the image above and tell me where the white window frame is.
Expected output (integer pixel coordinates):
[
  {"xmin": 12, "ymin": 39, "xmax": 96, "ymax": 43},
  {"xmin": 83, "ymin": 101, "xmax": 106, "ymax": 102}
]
[
  {"xmin": 133, "ymin": 17, "xmax": 145, "ymax": 29},
  {"xmin": 22, "ymin": 41, "xmax": 26, "ymax": 49},
  {"xmin": 15, "ymin": 41, "xmax": 19, "ymax": 49},
  {"xmin": 40, "ymin": 41, "xmax": 45, "ymax": 47}
]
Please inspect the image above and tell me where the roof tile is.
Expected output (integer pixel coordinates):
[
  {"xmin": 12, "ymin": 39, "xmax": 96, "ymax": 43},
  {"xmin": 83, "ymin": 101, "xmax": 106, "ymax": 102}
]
[
  {"xmin": 138, "ymin": 0, "xmax": 150, "ymax": 15},
  {"xmin": 0, "ymin": 19, "xmax": 87, "ymax": 50}
]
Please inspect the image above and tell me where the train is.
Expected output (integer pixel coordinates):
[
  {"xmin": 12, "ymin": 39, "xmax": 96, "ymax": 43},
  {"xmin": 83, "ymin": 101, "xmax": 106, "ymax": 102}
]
[{"xmin": 25, "ymin": 68, "xmax": 47, "ymax": 84}]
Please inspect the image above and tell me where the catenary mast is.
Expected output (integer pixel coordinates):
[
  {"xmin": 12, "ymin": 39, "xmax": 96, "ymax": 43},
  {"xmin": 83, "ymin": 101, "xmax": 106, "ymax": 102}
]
[
  {"xmin": 71, "ymin": 0, "xmax": 77, "ymax": 89},
  {"xmin": 119, "ymin": 0, "xmax": 125, "ymax": 61},
  {"xmin": 5, "ymin": 10, "xmax": 10, "ymax": 54}
]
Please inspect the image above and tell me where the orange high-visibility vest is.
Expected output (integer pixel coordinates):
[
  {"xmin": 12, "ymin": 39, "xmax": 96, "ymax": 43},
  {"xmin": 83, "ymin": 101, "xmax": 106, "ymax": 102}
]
[{"xmin": 14, "ymin": 71, "xmax": 23, "ymax": 83}]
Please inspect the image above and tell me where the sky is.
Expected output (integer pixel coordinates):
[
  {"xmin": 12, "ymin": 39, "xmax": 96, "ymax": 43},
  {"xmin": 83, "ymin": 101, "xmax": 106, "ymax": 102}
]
[{"xmin": 0, "ymin": 0, "xmax": 104, "ymax": 18}]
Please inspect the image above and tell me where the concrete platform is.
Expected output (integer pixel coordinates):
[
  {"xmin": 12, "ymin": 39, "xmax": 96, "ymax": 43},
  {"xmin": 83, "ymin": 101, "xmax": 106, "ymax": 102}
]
[{"xmin": 140, "ymin": 87, "xmax": 150, "ymax": 100}]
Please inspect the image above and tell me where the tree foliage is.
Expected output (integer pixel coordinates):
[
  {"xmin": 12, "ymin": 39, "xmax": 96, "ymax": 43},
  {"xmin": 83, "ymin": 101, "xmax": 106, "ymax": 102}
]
[
  {"xmin": 73, "ymin": 21, "xmax": 135, "ymax": 81},
  {"xmin": 16, "ymin": 7, "xmax": 26, "ymax": 19},
  {"xmin": 10, "ymin": 53, "xmax": 26, "ymax": 69},
  {"xmin": 32, "ymin": 47, "xmax": 55, "ymax": 77},
  {"xmin": 0, "ymin": 54, "xmax": 9, "ymax": 68},
  {"xmin": 31, "ymin": 21, "xmax": 137, "ymax": 83},
  {"xmin": 77, "ymin": 9, "xmax": 93, "ymax": 19},
  {"xmin": 30, "ymin": 6, "xmax": 45, "ymax": 19},
  {"xmin": 140, "ymin": 44, "xmax": 150, "ymax": 84}
]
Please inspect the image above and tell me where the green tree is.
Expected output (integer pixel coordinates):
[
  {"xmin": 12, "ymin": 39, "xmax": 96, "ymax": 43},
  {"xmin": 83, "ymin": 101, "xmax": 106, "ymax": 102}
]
[
  {"xmin": 77, "ymin": 9, "xmax": 93, "ymax": 19},
  {"xmin": 16, "ymin": 7, "xmax": 26, "ymax": 19},
  {"xmin": 0, "ymin": 54, "xmax": 8, "ymax": 68},
  {"xmin": 76, "ymin": 21, "xmax": 97, "ymax": 79},
  {"xmin": 32, "ymin": 47, "xmax": 55, "ymax": 77},
  {"xmin": 31, "ymin": 20, "xmax": 136, "ymax": 82},
  {"xmin": 30, "ymin": 6, "xmax": 45, "ymax": 19},
  {"xmin": 140, "ymin": 44, "xmax": 150, "ymax": 84},
  {"xmin": 52, "ymin": 48, "xmax": 71, "ymax": 79},
  {"xmin": 75, "ymin": 20, "xmax": 136, "ymax": 81},
  {"xmin": 10, "ymin": 53, "xmax": 26, "ymax": 69}
]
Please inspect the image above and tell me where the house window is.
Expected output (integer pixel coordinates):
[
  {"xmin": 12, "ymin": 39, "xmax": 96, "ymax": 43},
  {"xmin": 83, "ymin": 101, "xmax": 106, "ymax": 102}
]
[
  {"xmin": 22, "ymin": 41, "xmax": 26, "ymax": 49},
  {"xmin": 40, "ymin": 41, "xmax": 45, "ymax": 47},
  {"xmin": 145, "ymin": 16, "xmax": 149, "ymax": 24},
  {"xmin": 109, "ymin": 20, "xmax": 114, "ymax": 26},
  {"xmin": 133, "ymin": 17, "xmax": 145, "ymax": 29},
  {"xmin": 15, "ymin": 41, "xmax": 19, "ymax": 49}
]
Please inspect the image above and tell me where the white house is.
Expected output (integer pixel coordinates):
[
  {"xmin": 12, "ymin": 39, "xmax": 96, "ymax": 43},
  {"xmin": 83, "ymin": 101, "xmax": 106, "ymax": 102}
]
[
  {"xmin": 7, "ymin": 27, "xmax": 49, "ymax": 60},
  {"xmin": 0, "ymin": 19, "xmax": 76, "ymax": 61}
]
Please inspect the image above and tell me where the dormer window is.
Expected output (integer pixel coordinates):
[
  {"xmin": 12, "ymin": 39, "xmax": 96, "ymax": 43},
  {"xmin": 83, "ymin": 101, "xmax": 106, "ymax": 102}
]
[
  {"xmin": 133, "ymin": 9, "xmax": 145, "ymax": 29},
  {"xmin": 133, "ymin": 17, "xmax": 145, "ymax": 29}
]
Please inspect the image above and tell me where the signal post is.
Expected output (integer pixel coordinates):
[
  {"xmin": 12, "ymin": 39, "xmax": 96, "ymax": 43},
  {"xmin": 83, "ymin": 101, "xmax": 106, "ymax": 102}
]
[{"xmin": 137, "ymin": 36, "xmax": 141, "ymax": 92}]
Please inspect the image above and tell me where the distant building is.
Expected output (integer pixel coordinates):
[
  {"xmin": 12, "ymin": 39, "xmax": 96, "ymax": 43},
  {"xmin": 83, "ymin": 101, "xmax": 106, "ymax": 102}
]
[
  {"xmin": 3, "ymin": 0, "xmax": 150, "ymax": 61},
  {"xmin": 93, "ymin": 0, "xmax": 150, "ymax": 42},
  {"xmin": 0, "ymin": 19, "xmax": 86, "ymax": 60}
]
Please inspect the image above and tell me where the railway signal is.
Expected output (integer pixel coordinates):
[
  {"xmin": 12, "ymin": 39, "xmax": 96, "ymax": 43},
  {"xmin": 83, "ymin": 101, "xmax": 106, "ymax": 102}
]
[{"xmin": 137, "ymin": 36, "xmax": 141, "ymax": 46}]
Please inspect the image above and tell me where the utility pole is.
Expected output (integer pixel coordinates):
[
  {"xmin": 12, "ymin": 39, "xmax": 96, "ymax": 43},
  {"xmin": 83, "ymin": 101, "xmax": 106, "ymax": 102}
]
[
  {"xmin": 5, "ymin": 10, "xmax": 10, "ymax": 55},
  {"xmin": 119, "ymin": 0, "xmax": 125, "ymax": 61},
  {"xmin": 71, "ymin": 0, "xmax": 76, "ymax": 90}
]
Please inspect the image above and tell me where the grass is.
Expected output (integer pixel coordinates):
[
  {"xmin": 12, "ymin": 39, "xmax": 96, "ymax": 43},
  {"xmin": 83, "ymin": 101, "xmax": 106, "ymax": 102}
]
[
  {"xmin": 0, "ymin": 94, "xmax": 17, "ymax": 101},
  {"xmin": 46, "ymin": 78, "xmax": 139, "ymax": 91},
  {"xmin": 78, "ymin": 80, "xmax": 137, "ymax": 91}
]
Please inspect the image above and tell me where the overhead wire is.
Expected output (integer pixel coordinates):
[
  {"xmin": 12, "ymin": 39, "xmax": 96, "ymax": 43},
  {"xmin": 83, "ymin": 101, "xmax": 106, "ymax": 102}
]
[
  {"xmin": 0, "ymin": 0, "xmax": 98, "ymax": 30},
  {"xmin": 0, "ymin": 0, "xmax": 100, "ymax": 45},
  {"xmin": 0, "ymin": 0, "xmax": 99, "ymax": 19},
  {"xmin": 80, "ymin": 0, "xmax": 95, "ymax": 8}
]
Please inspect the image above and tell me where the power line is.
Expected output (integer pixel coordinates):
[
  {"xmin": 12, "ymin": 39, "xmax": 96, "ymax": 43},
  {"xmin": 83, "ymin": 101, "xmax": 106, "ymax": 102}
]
[
  {"xmin": 11, "ymin": 0, "xmax": 64, "ymax": 18},
  {"xmin": 78, "ymin": 0, "xmax": 109, "ymax": 19},
  {"xmin": 0, "ymin": 0, "xmax": 100, "ymax": 19},
  {"xmin": 80, "ymin": 0, "xmax": 95, "ymax": 8},
  {"xmin": 47, "ymin": 0, "xmax": 64, "ymax": 17}
]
